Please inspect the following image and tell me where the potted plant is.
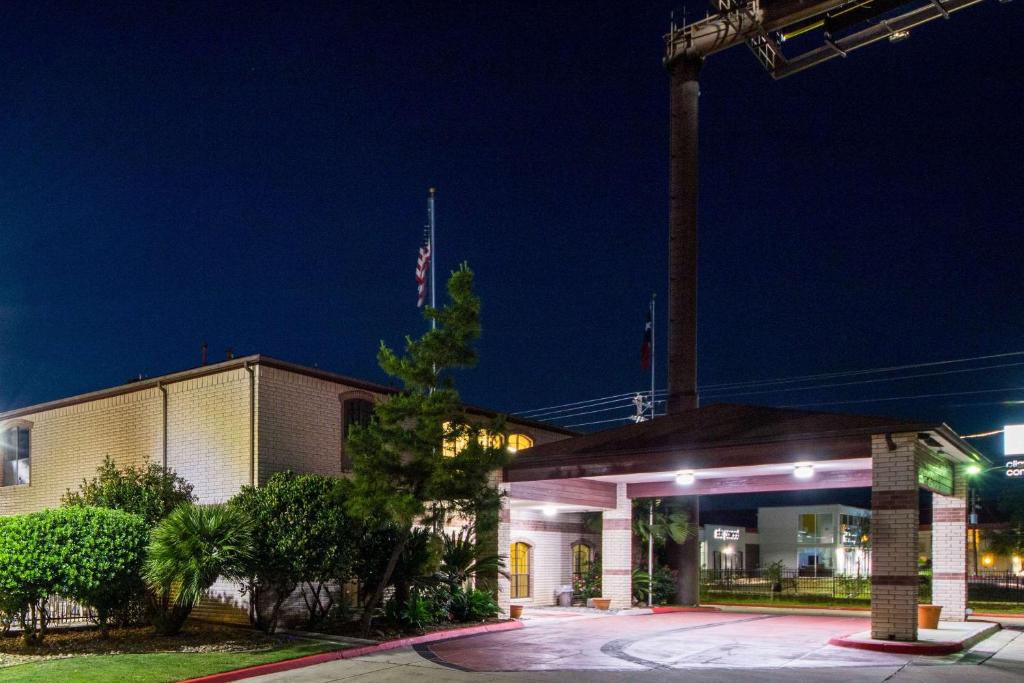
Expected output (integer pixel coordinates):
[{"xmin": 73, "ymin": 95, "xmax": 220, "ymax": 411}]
[
  {"xmin": 764, "ymin": 560, "xmax": 785, "ymax": 597},
  {"xmin": 591, "ymin": 597, "xmax": 611, "ymax": 610},
  {"xmin": 509, "ymin": 604, "xmax": 524, "ymax": 619}
]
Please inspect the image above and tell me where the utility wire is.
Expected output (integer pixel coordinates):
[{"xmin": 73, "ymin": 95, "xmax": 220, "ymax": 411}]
[
  {"xmin": 781, "ymin": 385, "xmax": 1024, "ymax": 408},
  {"xmin": 513, "ymin": 350, "xmax": 1024, "ymax": 417}
]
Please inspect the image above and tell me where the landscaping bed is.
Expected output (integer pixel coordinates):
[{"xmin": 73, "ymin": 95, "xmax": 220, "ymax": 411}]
[{"xmin": 0, "ymin": 623, "xmax": 347, "ymax": 682}]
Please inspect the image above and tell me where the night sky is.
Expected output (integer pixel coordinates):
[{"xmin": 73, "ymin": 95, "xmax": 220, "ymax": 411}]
[{"xmin": 1, "ymin": 2, "xmax": 1021, "ymax": 514}]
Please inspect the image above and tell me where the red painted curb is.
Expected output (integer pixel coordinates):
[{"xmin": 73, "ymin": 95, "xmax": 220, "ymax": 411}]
[
  {"xmin": 827, "ymin": 635, "xmax": 962, "ymax": 656},
  {"xmin": 180, "ymin": 620, "xmax": 524, "ymax": 683},
  {"xmin": 704, "ymin": 602, "xmax": 870, "ymax": 612},
  {"xmin": 973, "ymin": 612, "xmax": 1024, "ymax": 618},
  {"xmin": 651, "ymin": 606, "xmax": 721, "ymax": 613}
]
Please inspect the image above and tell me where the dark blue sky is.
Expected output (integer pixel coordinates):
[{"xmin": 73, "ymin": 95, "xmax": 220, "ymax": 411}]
[{"xmin": 1, "ymin": 1, "xmax": 1021, "ymax": 473}]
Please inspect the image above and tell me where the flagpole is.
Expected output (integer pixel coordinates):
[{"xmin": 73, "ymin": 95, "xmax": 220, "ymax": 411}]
[
  {"xmin": 428, "ymin": 187, "xmax": 437, "ymax": 331},
  {"xmin": 650, "ymin": 293, "xmax": 656, "ymax": 420}
]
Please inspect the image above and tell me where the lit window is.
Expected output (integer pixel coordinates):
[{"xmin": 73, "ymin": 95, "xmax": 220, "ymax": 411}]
[
  {"xmin": 571, "ymin": 542, "xmax": 591, "ymax": 581},
  {"xmin": 442, "ymin": 422, "xmax": 503, "ymax": 457},
  {"xmin": 507, "ymin": 433, "xmax": 534, "ymax": 453},
  {"xmin": 1, "ymin": 426, "xmax": 30, "ymax": 487},
  {"xmin": 510, "ymin": 542, "xmax": 531, "ymax": 598}
]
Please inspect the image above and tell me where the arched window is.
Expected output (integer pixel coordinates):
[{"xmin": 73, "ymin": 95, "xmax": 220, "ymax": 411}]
[
  {"xmin": 571, "ymin": 542, "xmax": 592, "ymax": 582},
  {"xmin": 442, "ymin": 422, "xmax": 504, "ymax": 457},
  {"xmin": 507, "ymin": 433, "xmax": 534, "ymax": 453},
  {"xmin": 341, "ymin": 396, "xmax": 374, "ymax": 469},
  {"xmin": 510, "ymin": 542, "xmax": 531, "ymax": 599}
]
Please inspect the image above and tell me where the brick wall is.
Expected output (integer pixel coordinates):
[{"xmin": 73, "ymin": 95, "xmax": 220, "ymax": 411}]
[
  {"xmin": 507, "ymin": 510, "xmax": 599, "ymax": 607},
  {"xmin": 0, "ymin": 388, "xmax": 162, "ymax": 515},
  {"xmin": 870, "ymin": 432, "xmax": 920, "ymax": 641},
  {"xmin": 602, "ymin": 483, "xmax": 632, "ymax": 609},
  {"xmin": 931, "ymin": 466, "xmax": 968, "ymax": 621}
]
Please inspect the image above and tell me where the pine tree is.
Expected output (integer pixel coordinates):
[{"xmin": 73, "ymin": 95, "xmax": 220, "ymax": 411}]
[{"xmin": 347, "ymin": 264, "xmax": 509, "ymax": 634}]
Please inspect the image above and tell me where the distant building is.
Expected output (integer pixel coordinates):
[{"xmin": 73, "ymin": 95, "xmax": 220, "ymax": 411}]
[
  {"xmin": 699, "ymin": 524, "xmax": 759, "ymax": 570},
  {"xmin": 756, "ymin": 504, "xmax": 871, "ymax": 576}
]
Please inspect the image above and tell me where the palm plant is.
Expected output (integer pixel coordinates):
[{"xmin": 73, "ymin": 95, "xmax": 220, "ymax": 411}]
[
  {"xmin": 633, "ymin": 505, "xmax": 694, "ymax": 547},
  {"xmin": 435, "ymin": 525, "xmax": 508, "ymax": 591},
  {"xmin": 144, "ymin": 503, "xmax": 253, "ymax": 635}
]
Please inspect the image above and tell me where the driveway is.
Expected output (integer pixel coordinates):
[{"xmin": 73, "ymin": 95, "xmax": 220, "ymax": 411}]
[{"xmin": 250, "ymin": 611, "xmax": 1024, "ymax": 682}]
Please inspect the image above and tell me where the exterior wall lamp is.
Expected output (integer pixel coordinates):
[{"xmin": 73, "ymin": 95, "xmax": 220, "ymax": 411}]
[{"xmin": 675, "ymin": 471, "xmax": 695, "ymax": 485}]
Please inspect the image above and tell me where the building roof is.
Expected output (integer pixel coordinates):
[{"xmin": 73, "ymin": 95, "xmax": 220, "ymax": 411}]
[
  {"xmin": 506, "ymin": 403, "xmax": 984, "ymax": 481},
  {"xmin": 0, "ymin": 354, "xmax": 577, "ymax": 437}
]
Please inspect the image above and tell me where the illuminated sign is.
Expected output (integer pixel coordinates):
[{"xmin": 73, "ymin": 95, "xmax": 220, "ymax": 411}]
[
  {"xmin": 1007, "ymin": 459, "xmax": 1024, "ymax": 478},
  {"xmin": 1005, "ymin": 425, "xmax": 1024, "ymax": 457},
  {"xmin": 713, "ymin": 528, "xmax": 740, "ymax": 541}
]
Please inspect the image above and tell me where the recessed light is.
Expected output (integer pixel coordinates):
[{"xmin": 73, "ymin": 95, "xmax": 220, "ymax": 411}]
[
  {"xmin": 794, "ymin": 464, "xmax": 814, "ymax": 479},
  {"xmin": 542, "ymin": 505, "xmax": 557, "ymax": 517}
]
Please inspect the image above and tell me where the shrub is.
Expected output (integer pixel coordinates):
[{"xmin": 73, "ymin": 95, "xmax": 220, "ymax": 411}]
[
  {"xmin": 384, "ymin": 588, "xmax": 444, "ymax": 632},
  {"xmin": 62, "ymin": 455, "xmax": 195, "ymax": 527},
  {"xmin": 0, "ymin": 507, "xmax": 147, "ymax": 642},
  {"xmin": 229, "ymin": 472, "xmax": 360, "ymax": 633},
  {"xmin": 448, "ymin": 587, "xmax": 500, "ymax": 622},
  {"xmin": 632, "ymin": 565, "xmax": 677, "ymax": 605},
  {"xmin": 144, "ymin": 503, "xmax": 253, "ymax": 635}
]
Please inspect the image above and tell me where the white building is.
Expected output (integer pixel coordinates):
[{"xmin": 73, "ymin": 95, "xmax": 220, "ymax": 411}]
[
  {"xmin": 699, "ymin": 524, "xmax": 759, "ymax": 570},
  {"xmin": 757, "ymin": 504, "xmax": 871, "ymax": 576}
]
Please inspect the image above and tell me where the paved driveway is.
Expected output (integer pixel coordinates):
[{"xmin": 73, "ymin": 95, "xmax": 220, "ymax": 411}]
[{"xmin": 251, "ymin": 611, "xmax": 1024, "ymax": 683}]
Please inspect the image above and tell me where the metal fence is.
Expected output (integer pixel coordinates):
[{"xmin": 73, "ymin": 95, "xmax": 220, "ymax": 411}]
[
  {"xmin": 700, "ymin": 568, "xmax": 873, "ymax": 602},
  {"xmin": 702, "ymin": 569, "xmax": 1024, "ymax": 606},
  {"xmin": 969, "ymin": 572, "xmax": 1024, "ymax": 605}
]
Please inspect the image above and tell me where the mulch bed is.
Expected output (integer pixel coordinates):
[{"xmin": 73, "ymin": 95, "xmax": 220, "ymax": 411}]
[{"xmin": 0, "ymin": 623, "xmax": 285, "ymax": 669}]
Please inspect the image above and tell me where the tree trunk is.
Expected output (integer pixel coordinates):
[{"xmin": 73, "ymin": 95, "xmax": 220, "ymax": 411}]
[{"xmin": 360, "ymin": 527, "xmax": 410, "ymax": 637}]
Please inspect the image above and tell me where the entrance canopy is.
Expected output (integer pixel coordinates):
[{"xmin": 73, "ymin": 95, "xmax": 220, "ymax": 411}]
[{"xmin": 504, "ymin": 403, "xmax": 984, "ymax": 509}]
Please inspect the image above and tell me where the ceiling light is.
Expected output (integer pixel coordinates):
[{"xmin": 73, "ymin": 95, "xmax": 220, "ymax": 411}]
[
  {"xmin": 542, "ymin": 505, "xmax": 557, "ymax": 517},
  {"xmin": 794, "ymin": 464, "xmax": 814, "ymax": 479},
  {"xmin": 675, "ymin": 471, "xmax": 695, "ymax": 485}
]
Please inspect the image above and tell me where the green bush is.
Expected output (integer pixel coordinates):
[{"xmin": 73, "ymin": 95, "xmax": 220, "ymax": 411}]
[
  {"xmin": 632, "ymin": 565, "xmax": 677, "ymax": 605},
  {"xmin": 229, "ymin": 472, "xmax": 360, "ymax": 633},
  {"xmin": 0, "ymin": 507, "xmax": 147, "ymax": 642},
  {"xmin": 62, "ymin": 455, "xmax": 195, "ymax": 527},
  {"xmin": 145, "ymin": 503, "xmax": 253, "ymax": 636},
  {"xmin": 448, "ymin": 587, "xmax": 500, "ymax": 622}
]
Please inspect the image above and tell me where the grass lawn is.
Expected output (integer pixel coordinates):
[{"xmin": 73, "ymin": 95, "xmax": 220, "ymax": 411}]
[{"xmin": 0, "ymin": 625, "xmax": 349, "ymax": 683}]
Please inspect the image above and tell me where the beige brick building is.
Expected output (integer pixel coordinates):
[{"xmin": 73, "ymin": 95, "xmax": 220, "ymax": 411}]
[{"xmin": 0, "ymin": 355, "xmax": 570, "ymax": 515}]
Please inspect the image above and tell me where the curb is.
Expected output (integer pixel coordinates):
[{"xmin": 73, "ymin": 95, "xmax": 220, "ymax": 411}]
[
  {"xmin": 180, "ymin": 620, "xmax": 524, "ymax": 683},
  {"xmin": 650, "ymin": 606, "xmax": 721, "ymax": 614},
  {"xmin": 705, "ymin": 602, "xmax": 870, "ymax": 613},
  {"xmin": 828, "ymin": 622, "xmax": 1001, "ymax": 656}
]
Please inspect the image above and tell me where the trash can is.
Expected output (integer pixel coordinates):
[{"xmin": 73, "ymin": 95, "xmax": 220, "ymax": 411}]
[{"xmin": 556, "ymin": 585, "xmax": 573, "ymax": 607}]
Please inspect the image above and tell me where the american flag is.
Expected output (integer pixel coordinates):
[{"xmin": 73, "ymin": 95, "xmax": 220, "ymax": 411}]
[{"xmin": 416, "ymin": 234, "xmax": 431, "ymax": 308}]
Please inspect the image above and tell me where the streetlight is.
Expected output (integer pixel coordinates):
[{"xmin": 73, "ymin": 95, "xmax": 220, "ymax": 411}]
[{"xmin": 964, "ymin": 463, "xmax": 1006, "ymax": 573}]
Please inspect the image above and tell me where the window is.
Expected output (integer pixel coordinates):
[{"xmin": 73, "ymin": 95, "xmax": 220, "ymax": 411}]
[
  {"xmin": 442, "ymin": 422, "xmax": 503, "ymax": 457},
  {"xmin": 341, "ymin": 398, "xmax": 373, "ymax": 470},
  {"xmin": 839, "ymin": 513, "xmax": 869, "ymax": 547},
  {"xmin": 507, "ymin": 433, "xmax": 534, "ymax": 453},
  {"xmin": 571, "ymin": 542, "xmax": 591, "ymax": 581},
  {"xmin": 1, "ymin": 426, "xmax": 30, "ymax": 487},
  {"xmin": 510, "ymin": 542, "xmax": 530, "ymax": 599},
  {"xmin": 797, "ymin": 513, "xmax": 835, "ymax": 544},
  {"xmin": 343, "ymin": 399, "xmax": 374, "ymax": 438}
]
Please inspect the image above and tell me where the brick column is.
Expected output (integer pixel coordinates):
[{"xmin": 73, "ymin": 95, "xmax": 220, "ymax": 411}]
[
  {"xmin": 496, "ymin": 481, "xmax": 512, "ymax": 618},
  {"xmin": 871, "ymin": 432, "xmax": 920, "ymax": 641},
  {"xmin": 602, "ymin": 483, "xmax": 633, "ymax": 609},
  {"xmin": 932, "ymin": 466, "xmax": 968, "ymax": 621}
]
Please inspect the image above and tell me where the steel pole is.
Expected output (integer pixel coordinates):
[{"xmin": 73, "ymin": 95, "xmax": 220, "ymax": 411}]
[
  {"xmin": 428, "ymin": 187, "xmax": 436, "ymax": 330},
  {"xmin": 666, "ymin": 58, "xmax": 701, "ymax": 415}
]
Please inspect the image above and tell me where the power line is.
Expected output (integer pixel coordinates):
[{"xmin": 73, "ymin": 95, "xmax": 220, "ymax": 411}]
[
  {"xmin": 781, "ymin": 385, "xmax": 1024, "ymax": 409},
  {"xmin": 513, "ymin": 350, "xmax": 1024, "ymax": 417},
  {"xmin": 702, "ymin": 361, "xmax": 1024, "ymax": 399}
]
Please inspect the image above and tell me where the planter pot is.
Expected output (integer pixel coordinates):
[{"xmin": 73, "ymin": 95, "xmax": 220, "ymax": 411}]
[
  {"xmin": 918, "ymin": 604, "xmax": 942, "ymax": 629},
  {"xmin": 509, "ymin": 604, "xmax": 524, "ymax": 619},
  {"xmin": 592, "ymin": 598, "xmax": 612, "ymax": 611}
]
